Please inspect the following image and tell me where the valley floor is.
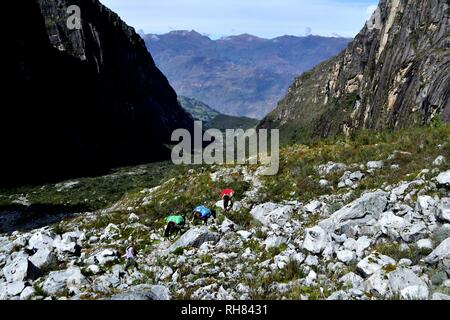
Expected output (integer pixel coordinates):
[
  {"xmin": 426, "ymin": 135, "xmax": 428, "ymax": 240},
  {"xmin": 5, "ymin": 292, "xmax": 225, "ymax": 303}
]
[{"xmin": 0, "ymin": 125, "xmax": 450, "ymax": 300}]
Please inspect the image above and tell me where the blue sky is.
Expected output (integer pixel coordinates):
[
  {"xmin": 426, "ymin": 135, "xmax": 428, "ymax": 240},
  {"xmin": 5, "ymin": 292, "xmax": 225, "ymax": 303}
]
[{"xmin": 99, "ymin": 0, "xmax": 379, "ymax": 39}]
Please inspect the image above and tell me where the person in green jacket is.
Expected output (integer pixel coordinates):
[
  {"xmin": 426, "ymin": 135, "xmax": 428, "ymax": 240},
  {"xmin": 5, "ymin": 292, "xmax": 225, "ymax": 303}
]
[{"xmin": 164, "ymin": 214, "xmax": 186, "ymax": 239}]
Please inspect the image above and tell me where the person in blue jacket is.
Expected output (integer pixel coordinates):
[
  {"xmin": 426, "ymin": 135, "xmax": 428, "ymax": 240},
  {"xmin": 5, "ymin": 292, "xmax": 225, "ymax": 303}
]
[{"xmin": 192, "ymin": 204, "xmax": 216, "ymax": 225}]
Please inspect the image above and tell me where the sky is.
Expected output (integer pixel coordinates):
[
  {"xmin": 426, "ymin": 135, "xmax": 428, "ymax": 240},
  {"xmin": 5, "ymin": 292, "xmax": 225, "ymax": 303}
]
[{"xmin": 99, "ymin": 0, "xmax": 379, "ymax": 39}]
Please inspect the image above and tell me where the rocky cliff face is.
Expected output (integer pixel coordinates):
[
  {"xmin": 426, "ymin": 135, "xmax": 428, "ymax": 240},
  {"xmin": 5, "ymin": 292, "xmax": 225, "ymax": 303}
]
[
  {"xmin": 3, "ymin": 0, "xmax": 193, "ymax": 185},
  {"xmin": 259, "ymin": 0, "xmax": 450, "ymax": 144}
]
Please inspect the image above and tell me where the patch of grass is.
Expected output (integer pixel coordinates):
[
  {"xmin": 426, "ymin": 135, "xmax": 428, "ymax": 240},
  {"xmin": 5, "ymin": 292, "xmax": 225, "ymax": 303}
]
[
  {"xmin": 225, "ymin": 208, "xmax": 255, "ymax": 229},
  {"xmin": 373, "ymin": 242, "xmax": 430, "ymax": 265},
  {"xmin": 173, "ymin": 287, "xmax": 196, "ymax": 300},
  {"xmin": 200, "ymin": 254, "xmax": 212, "ymax": 264},
  {"xmin": 33, "ymin": 284, "xmax": 46, "ymax": 298},
  {"xmin": 261, "ymin": 244, "xmax": 288, "ymax": 261},
  {"xmin": 304, "ymin": 213, "xmax": 326, "ymax": 228},
  {"xmin": 172, "ymin": 247, "xmax": 185, "ymax": 256},
  {"xmin": 431, "ymin": 226, "xmax": 450, "ymax": 247},
  {"xmin": 283, "ymin": 284, "xmax": 332, "ymax": 300}
]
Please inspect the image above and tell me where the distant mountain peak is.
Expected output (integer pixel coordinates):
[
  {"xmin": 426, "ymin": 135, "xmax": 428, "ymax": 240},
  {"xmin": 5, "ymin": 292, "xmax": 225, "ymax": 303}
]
[
  {"xmin": 145, "ymin": 31, "xmax": 351, "ymax": 118},
  {"xmin": 167, "ymin": 30, "xmax": 205, "ymax": 38}
]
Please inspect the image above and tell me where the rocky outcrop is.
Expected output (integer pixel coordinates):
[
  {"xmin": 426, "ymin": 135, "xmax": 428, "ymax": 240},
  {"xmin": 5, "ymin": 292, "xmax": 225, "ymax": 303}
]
[
  {"xmin": 3, "ymin": 0, "xmax": 193, "ymax": 185},
  {"xmin": 259, "ymin": 0, "xmax": 449, "ymax": 143},
  {"xmin": 165, "ymin": 227, "xmax": 220, "ymax": 254}
]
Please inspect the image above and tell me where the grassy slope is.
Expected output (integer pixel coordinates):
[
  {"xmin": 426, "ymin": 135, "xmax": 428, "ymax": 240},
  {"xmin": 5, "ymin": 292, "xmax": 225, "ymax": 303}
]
[
  {"xmin": 258, "ymin": 122, "xmax": 450, "ymax": 204},
  {"xmin": 1, "ymin": 124, "xmax": 448, "ymax": 230}
]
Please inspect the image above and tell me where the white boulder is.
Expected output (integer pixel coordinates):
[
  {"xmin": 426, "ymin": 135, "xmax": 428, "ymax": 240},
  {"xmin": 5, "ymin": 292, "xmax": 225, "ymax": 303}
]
[
  {"xmin": 166, "ymin": 227, "xmax": 220, "ymax": 254},
  {"xmin": 42, "ymin": 266, "xmax": 87, "ymax": 295},
  {"xmin": 250, "ymin": 203, "xmax": 293, "ymax": 225},
  {"xmin": 319, "ymin": 191, "xmax": 388, "ymax": 233},
  {"xmin": 425, "ymin": 237, "xmax": 450, "ymax": 264},
  {"xmin": 302, "ymin": 226, "xmax": 330, "ymax": 254},
  {"xmin": 357, "ymin": 253, "xmax": 396, "ymax": 278}
]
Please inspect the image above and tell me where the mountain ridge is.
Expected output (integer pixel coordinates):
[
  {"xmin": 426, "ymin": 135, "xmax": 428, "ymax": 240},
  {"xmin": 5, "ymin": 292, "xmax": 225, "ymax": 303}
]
[{"xmin": 144, "ymin": 31, "xmax": 351, "ymax": 119}]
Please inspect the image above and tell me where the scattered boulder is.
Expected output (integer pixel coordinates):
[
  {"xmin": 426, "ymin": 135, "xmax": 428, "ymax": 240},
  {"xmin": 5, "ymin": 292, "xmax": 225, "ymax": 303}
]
[
  {"xmin": 220, "ymin": 218, "xmax": 236, "ymax": 233},
  {"xmin": 357, "ymin": 253, "xmax": 396, "ymax": 278},
  {"xmin": 363, "ymin": 270, "xmax": 390, "ymax": 297},
  {"xmin": 433, "ymin": 156, "xmax": 447, "ymax": 166},
  {"xmin": 437, "ymin": 198, "xmax": 450, "ymax": 223},
  {"xmin": 401, "ymin": 222, "xmax": 428, "ymax": 243},
  {"xmin": 250, "ymin": 203, "xmax": 293, "ymax": 225},
  {"xmin": 305, "ymin": 201, "xmax": 322, "ymax": 213},
  {"xmin": 366, "ymin": 161, "xmax": 384, "ymax": 170},
  {"xmin": 166, "ymin": 227, "xmax": 220, "ymax": 254},
  {"xmin": 317, "ymin": 162, "xmax": 347, "ymax": 176},
  {"xmin": 400, "ymin": 285, "xmax": 429, "ymax": 300},
  {"xmin": 19, "ymin": 286, "xmax": 35, "ymax": 300},
  {"xmin": 319, "ymin": 179, "xmax": 330, "ymax": 187},
  {"xmin": 378, "ymin": 211, "xmax": 410, "ymax": 239},
  {"xmin": 416, "ymin": 239, "xmax": 433, "ymax": 251},
  {"xmin": 42, "ymin": 266, "xmax": 87, "ymax": 295},
  {"xmin": 319, "ymin": 191, "xmax": 388, "ymax": 233},
  {"xmin": 103, "ymin": 223, "xmax": 121, "ymax": 238},
  {"xmin": 436, "ymin": 170, "xmax": 450, "ymax": 187},
  {"xmin": 302, "ymin": 226, "xmax": 330, "ymax": 254},
  {"xmin": 87, "ymin": 249, "xmax": 119, "ymax": 266},
  {"xmin": 52, "ymin": 232, "xmax": 83, "ymax": 256},
  {"xmin": 425, "ymin": 237, "xmax": 450, "ymax": 264},
  {"xmin": 337, "ymin": 250, "xmax": 356, "ymax": 264},
  {"xmin": 2, "ymin": 254, "xmax": 41, "ymax": 283},
  {"xmin": 128, "ymin": 213, "xmax": 140, "ymax": 223},
  {"xmin": 388, "ymin": 268, "xmax": 429, "ymax": 300},
  {"xmin": 236, "ymin": 230, "xmax": 252, "ymax": 240},
  {"xmin": 431, "ymin": 292, "xmax": 450, "ymax": 300},
  {"xmin": 29, "ymin": 247, "xmax": 57, "ymax": 270},
  {"xmin": 415, "ymin": 196, "xmax": 437, "ymax": 216},
  {"xmin": 4, "ymin": 281, "xmax": 26, "ymax": 296},
  {"xmin": 27, "ymin": 231, "xmax": 55, "ymax": 252},
  {"xmin": 305, "ymin": 255, "xmax": 319, "ymax": 267},
  {"xmin": 264, "ymin": 236, "xmax": 288, "ymax": 249},
  {"xmin": 339, "ymin": 272, "xmax": 363, "ymax": 288}
]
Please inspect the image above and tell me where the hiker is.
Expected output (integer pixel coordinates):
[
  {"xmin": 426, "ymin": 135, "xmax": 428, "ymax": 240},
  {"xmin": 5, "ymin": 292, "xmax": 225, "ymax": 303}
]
[
  {"xmin": 192, "ymin": 205, "xmax": 216, "ymax": 225},
  {"xmin": 124, "ymin": 245, "xmax": 138, "ymax": 272},
  {"xmin": 164, "ymin": 214, "xmax": 186, "ymax": 239},
  {"xmin": 220, "ymin": 188, "xmax": 235, "ymax": 212}
]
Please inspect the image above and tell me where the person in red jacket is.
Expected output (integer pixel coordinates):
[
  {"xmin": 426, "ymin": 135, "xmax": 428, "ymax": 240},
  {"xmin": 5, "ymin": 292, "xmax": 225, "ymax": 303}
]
[{"xmin": 220, "ymin": 189, "xmax": 235, "ymax": 212}]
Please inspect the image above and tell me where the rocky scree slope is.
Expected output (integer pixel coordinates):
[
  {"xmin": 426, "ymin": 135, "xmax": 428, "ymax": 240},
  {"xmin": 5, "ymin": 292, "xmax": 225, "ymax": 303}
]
[
  {"xmin": 259, "ymin": 0, "xmax": 450, "ymax": 144},
  {"xmin": 2, "ymin": 0, "xmax": 193, "ymax": 185},
  {"xmin": 0, "ymin": 127, "xmax": 450, "ymax": 300}
]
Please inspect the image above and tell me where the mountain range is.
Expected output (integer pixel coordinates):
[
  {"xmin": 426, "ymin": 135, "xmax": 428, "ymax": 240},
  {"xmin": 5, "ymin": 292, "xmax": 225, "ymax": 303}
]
[
  {"xmin": 259, "ymin": 0, "xmax": 450, "ymax": 144},
  {"xmin": 144, "ymin": 31, "xmax": 351, "ymax": 119}
]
